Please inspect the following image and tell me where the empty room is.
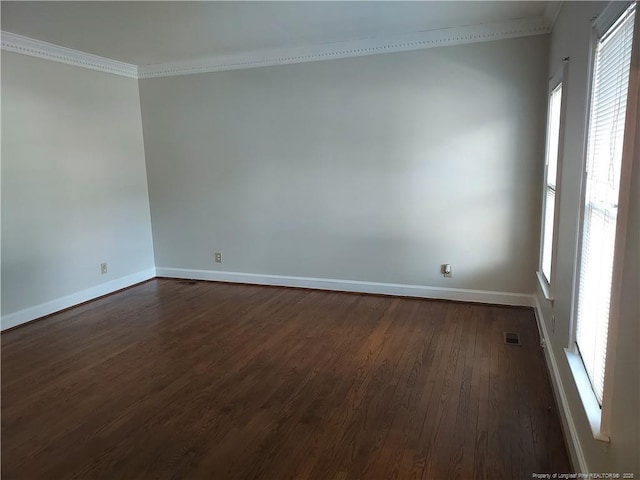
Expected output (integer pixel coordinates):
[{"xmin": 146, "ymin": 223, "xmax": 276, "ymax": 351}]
[{"xmin": 1, "ymin": 1, "xmax": 638, "ymax": 478}]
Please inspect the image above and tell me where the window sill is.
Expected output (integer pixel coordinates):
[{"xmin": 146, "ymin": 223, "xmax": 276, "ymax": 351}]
[
  {"xmin": 536, "ymin": 271, "xmax": 554, "ymax": 302},
  {"xmin": 564, "ymin": 348, "xmax": 610, "ymax": 443}
]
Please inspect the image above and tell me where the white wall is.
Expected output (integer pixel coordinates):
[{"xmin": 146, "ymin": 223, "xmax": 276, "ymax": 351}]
[
  {"xmin": 139, "ymin": 35, "xmax": 549, "ymax": 296},
  {"xmin": 537, "ymin": 1, "xmax": 639, "ymax": 474},
  {"xmin": 1, "ymin": 52, "xmax": 155, "ymax": 326}
]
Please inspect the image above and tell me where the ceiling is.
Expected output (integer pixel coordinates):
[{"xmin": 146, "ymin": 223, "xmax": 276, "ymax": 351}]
[{"xmin": 1, "ymin": 1, "xmax": 551, "ymax": 66}]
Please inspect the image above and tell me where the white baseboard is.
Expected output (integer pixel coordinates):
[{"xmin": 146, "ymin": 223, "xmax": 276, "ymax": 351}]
[
  {"xmin": 1, "ymin": 267, "xmax": 533, "ymax": 331},
  {"xmin": 1, "ymin": 268, "xmax": 157, "ymax": 331},
  {"xmin": 533, "ymin": 295, "xmax": 588, "ymax": 472},
  {"xmin": 156, "ymin": 267, "xmax": 535, "ymax": 307}
]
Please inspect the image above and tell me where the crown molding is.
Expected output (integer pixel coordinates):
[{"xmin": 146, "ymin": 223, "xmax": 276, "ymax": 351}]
[
  {"xmin": 137, "ymin": 17, "xmax": 550, "ymax": 79},
  {"xmin": 1, "ymin": 31, "xmax": 138, "ymax": 79},
  {"xmin": 544, "ymin": 1, "xmax": 564, "ymax": 30},
  {"xmin": 138, "ymin": 17, "xmax": 551, "ymax": 79},
  {"xmin": 2, "ymin": 16, "xmax": 550, "ymax": 80}
]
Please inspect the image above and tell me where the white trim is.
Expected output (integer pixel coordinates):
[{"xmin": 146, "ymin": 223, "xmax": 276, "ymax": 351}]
[
  {"xmin": 2, "ymin": 17, "xmax": 549, "ymax": 80},
  {"xmin": 593, "ymin": 1, "xmax": 634, "ymax": 37},
  {"xmin": 538, "ymin": 62, "xmax": 569, "ymax": 304},
  {"xmin": 1, "ymin": 31, "xmax": 138, "ymax": 78},
  {"xmin": 533, "ymin": 295, "xmax": 589, "ymax": 473},
  {"xmin": 0, "ymin": 268, "xmax": 156, "ymax": 331},
  {"xmin": 536, "ymin": 270, "xmax": 554, "ymax": 302},
  {"xmin": 568, "ymin": 1, "xmax": 638, "ymax": 441},
  {"xmin": 568, "ymin": 6, "xmax": 599, "ymax": 350},
  {"xmin": 600, "ymin": 2, "xmax": 640, "ymax": 442},
  {"xmin": 544, "ymin": 1, "xmax": 565, "ymax": 30},
  {"xmin": 565, "ymin": 348, "xmax": 610, "ymax": 443},
  {"xmin": 138, "ymin": 17, "xmax": 550, "ymax": 78},
  {"xmin": 551, "ymin": 64, "xmax": 569, "ymax": 295},
  {"xmin": 155, "ymin": 267, "xmax": 535, "ymax": 307}
]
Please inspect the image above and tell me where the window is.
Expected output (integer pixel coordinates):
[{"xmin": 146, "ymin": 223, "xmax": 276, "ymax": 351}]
[
  {"xmin": 538, "ymin": 75, "xmax": 565, "ymax": 297},
  {"xmin": 575, "ymin": 2, "xmax": 636, "ymax": 407}
]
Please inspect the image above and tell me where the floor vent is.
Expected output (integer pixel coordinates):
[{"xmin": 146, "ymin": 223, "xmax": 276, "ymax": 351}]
[
  {"xmin": 178, "ymin": 280, "xmax": 198, "ymax": 285},
  {"xmin": 504, "ymin": 332, "xmax": 521, "ymax": 346}
]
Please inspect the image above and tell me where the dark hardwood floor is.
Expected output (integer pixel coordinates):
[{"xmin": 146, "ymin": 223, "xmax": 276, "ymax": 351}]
[{"xmin": 1, "ymin": 278, "xmax": 570, "ymax": 479}]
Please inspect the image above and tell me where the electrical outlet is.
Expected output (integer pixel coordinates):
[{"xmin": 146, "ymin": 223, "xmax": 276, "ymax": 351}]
[
  {"xmin": 215, "ymin": 252, "xmax": 222, "ymax": 263},
  {"xmin": 101, "ymin": 262, "xmax": 108, "ymax": 275},
  {"xmin": 442, "ymin": 264, "xmax": 452, "ymax": 278}
]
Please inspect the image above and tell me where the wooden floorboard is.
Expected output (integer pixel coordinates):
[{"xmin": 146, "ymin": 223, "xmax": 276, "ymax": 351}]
[{"xmin": 1, "ymin": 278, "xmax": 571, "ymax": 479}]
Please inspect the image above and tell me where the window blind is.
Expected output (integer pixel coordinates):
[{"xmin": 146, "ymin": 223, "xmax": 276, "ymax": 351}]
[
  {"xmin": 541, "ymin": 83, "xmax": 563, "ymax": 283},
  {"xmin": 576, "ymin": 3, "xmax": 636, "ymax": 406}
]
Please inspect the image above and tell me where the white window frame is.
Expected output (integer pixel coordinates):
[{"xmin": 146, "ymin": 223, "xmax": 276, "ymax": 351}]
[
  {"xmin": 565, "ymin": 0, "xmax": 639, "ymax": 443},
  {"xmin": 537, "ymin": 63, "xmax": 568, "ymax": 303}
]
